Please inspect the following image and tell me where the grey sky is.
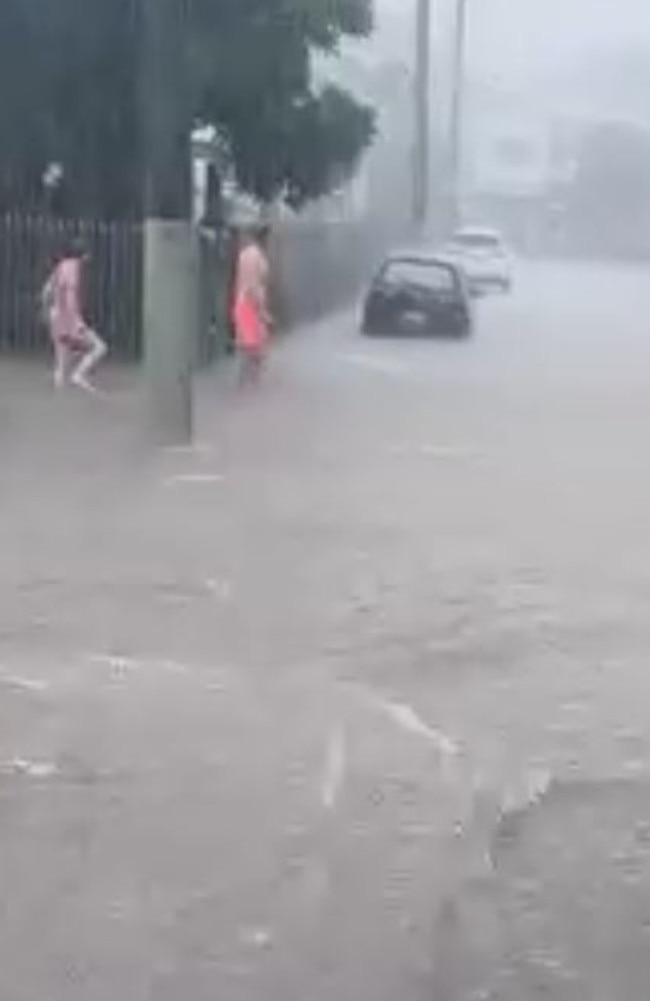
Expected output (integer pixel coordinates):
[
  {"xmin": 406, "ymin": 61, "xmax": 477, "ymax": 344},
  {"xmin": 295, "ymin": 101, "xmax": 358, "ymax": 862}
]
[
  {"xmin": 376, "ymin": 0, "xmax": 650, "ymax": 78},
  {"xmin": 469, "ymin": 0, "xmax": 650, "ymax": 72}
]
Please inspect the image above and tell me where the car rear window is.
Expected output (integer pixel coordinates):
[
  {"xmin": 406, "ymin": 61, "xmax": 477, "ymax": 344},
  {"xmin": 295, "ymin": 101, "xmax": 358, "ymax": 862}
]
[
  {"xmin": 453, "ymin": 232, "xmax": 501, "ymax": 250},
  {"xmin": 382, "ymin": 259, "xmax": 455, "ymax": 292}
]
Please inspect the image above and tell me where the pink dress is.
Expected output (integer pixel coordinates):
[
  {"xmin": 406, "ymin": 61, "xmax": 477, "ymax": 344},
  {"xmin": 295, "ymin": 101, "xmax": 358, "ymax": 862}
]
[{"xmin": 49, "ymin": 258, "xmax": 88, "ymax": 351}]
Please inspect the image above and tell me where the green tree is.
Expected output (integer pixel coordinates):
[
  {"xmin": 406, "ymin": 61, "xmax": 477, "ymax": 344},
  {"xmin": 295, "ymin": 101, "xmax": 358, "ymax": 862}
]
[
  {"xmin": 0, "ymin": 0, "xmax": 376, "ymax": 217},
  {"xmin": 192, "ymin": 0, "xmax": 375, "ymax": 207}
]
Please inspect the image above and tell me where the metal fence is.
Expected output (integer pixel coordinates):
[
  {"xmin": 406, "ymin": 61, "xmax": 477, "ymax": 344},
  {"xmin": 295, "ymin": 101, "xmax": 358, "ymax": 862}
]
[
  {"xmin": 0, "ymin": 214, "xmax": 142, "ymax": 357},
  {"xmin": 0, "ymin": 213, "xmax": 387, "ymax": 360}
]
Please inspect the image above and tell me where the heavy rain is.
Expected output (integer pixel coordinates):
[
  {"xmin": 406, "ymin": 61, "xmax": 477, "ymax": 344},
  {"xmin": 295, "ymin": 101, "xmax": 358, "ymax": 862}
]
[{"xmin": 1, "ymin": 1, "xmax": 650, "ymax": 997}]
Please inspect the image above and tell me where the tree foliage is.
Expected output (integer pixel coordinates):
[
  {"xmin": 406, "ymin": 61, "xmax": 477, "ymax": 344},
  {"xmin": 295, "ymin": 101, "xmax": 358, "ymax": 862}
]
[
  {"xmin": 191, "ymin": 0, "xmax": 375, "ymax": 206},
  {"xmin": 0, "ymin": 0, "xmax": 376, "ymax": 217}
]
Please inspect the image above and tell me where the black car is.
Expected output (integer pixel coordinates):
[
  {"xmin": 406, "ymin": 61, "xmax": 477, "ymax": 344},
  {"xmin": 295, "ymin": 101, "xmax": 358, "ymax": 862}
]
[{"xmin": 361, "ymin": 252, "xmax": 472, "ymax": 338}]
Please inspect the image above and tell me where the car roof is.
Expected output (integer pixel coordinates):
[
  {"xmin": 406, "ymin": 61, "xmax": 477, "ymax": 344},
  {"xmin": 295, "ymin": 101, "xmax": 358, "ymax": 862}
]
[{"xmin": 452, "ymin": 226, "xmax": 503, "ymax": 240}]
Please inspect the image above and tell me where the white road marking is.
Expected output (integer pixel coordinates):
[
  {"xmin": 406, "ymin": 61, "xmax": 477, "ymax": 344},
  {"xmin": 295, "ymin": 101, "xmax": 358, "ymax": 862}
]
[
  {"xmin": 321, "ymin": 727, "xmax": 346, "ymax": 810},
  {"xmin": 0, "ymin": 672, "xmax": 49, "ymax": 693},
  {"xmin": 378, "ymin": 700, "xmax": 460, "ymax": 759},
  {"xmin": 164, "ymin": 473, "xmax": 224, "ymax": 487},
  {"xmin": 336, "ymin": 352, "xmax": 408, "ymax": 375},
  {"xmin": 162, "ymin": 442, "xmax": 215, "ymax": 456},
  {"xmin": 205, "ymin": 578, "xmax": 233, "ymax": 600},
  {"xmin": 240, "ymin": 927, "xmax": 273, "ymax": 950},
  {"xmin": 155, "ymin": 659, "xmax": 191, "ymax": 675},
  {"xmin": 0, "ymin": 758, "xmax": 58, "ymax": 779},
  {"xmin": 88, "ymin": 654, "xmax": 194, "ymax": 678},
  {"xmin": 89, "ymin": 653, "xmax": 141, "ymax": 674}
]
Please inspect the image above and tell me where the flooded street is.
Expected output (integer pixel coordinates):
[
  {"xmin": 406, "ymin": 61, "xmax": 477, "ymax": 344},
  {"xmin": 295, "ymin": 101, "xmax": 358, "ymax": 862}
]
[{"xmin": 2, "ymin": 260, "xmax": 650, "ymax": 998}]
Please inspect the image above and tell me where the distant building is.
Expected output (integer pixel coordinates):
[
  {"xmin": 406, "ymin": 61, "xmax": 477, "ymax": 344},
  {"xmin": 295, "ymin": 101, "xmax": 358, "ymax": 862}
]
[
  {"xmin": 460, "ymin": 82, "xmax": 598, "ymax": 251},
  {"xmin": 467, "ymin": 116, "xmax": 551, "ymax": 201}
]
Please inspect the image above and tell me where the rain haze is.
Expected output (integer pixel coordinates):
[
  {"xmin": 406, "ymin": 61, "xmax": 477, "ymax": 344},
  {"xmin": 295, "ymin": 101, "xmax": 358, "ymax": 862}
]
[{"xmin": 2, "ymin": 1, "xmax": 650, "ymax": 999}]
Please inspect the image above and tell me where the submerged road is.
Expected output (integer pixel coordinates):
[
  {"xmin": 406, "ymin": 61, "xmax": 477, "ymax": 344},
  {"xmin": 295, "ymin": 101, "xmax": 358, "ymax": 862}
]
[{"xmin": 1, "ymin": 261, "xmax": 650, "ymax": 998}]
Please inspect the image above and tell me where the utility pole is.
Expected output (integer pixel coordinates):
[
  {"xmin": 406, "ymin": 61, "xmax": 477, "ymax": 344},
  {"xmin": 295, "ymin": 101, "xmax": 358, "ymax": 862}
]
[
  {"xmin": 141, "ymin": 0, "xmax": 197, "ymax": 445},
  {"xmin": 448, "ymin": 0, "xmax": 468, "ymax": 233},
  {"xmin": 412, "ymin": 0, "xmax": 432, "ymax": 234}
]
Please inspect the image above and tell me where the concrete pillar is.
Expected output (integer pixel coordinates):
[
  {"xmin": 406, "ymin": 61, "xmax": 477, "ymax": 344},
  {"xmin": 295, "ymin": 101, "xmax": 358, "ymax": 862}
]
[{"xmin": 143, "ymin": 219, "xmax": 198, "ymax": 446}]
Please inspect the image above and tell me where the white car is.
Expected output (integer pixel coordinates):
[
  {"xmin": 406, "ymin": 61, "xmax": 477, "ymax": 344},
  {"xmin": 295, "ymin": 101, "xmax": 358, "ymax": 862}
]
[{"xmin": 443, "ymin": 227, "xmax": 513, "ymax": 295}]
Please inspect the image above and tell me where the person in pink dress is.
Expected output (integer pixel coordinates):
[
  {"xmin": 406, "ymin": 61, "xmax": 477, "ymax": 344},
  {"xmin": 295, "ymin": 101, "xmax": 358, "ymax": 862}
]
[
  {"xmin": 43, "ymin": 239, "xmax": 107, "ymax": 391},
  {"xmin": 231, "ymin": 225, "xmax": 271, "ymax": 385}
]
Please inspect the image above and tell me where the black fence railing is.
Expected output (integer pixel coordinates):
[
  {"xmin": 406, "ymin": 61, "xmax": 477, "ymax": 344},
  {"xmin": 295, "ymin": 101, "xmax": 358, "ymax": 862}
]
[
  {"xmin": 0, "ymin": 213, "xmax": 143, "ymax": 357},
  {"xmin": 0, "ymin": 213, "xmax": 388, "ymax": 360}
]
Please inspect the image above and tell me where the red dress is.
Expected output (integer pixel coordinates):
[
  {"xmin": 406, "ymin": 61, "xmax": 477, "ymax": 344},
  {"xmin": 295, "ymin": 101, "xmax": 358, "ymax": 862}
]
[
  {"xmin": 232, "ymin": 294, "xmax": 267, "ymax": 351},
  {"xmin": 232, "ymin": 246, "xmax": 269, "ymax": 353}
]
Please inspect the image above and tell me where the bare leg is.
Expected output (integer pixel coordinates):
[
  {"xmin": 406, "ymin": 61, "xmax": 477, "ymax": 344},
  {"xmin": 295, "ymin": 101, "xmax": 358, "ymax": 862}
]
[
  {"xmin": 238, "ymin": 349, "xmax": 255, "ymax": 388},
  {"xmin": 249, "ymin": 349, "xmax": 264, "ymax": 385},
  {"xmin": 53, "ymin": 341, "xmax": 69, "ymax": 389},
  {"xmin": 239, "ymin": 347, "xmax": 265, "ymax": 389},
  {"xmin": 70, "ymin": 328, "xmax": 107, "ymax": 392}
]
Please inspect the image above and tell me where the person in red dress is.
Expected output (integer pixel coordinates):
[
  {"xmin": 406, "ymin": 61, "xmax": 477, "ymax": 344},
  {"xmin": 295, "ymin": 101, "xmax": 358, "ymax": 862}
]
[
  {"xmin": 231, "ymin": 225, "xmax": 271, "ymax": 385},
  {"xmin": 43, "ymin": 238, "xmax": 107, "ymax": 391}
]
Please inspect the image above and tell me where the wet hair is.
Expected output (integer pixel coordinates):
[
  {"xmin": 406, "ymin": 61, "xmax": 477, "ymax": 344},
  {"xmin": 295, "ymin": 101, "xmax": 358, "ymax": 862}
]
[
  {"xmin": 256, "ymin": 223, "xmax": 271, "ymax": 246},
  {"xmin": 240, "ymin": 223, "xmax": 270, "ymax": 246},
  {"xmin": 60, "ymin": 235, "xmax": 88, "ymax": 260}
]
